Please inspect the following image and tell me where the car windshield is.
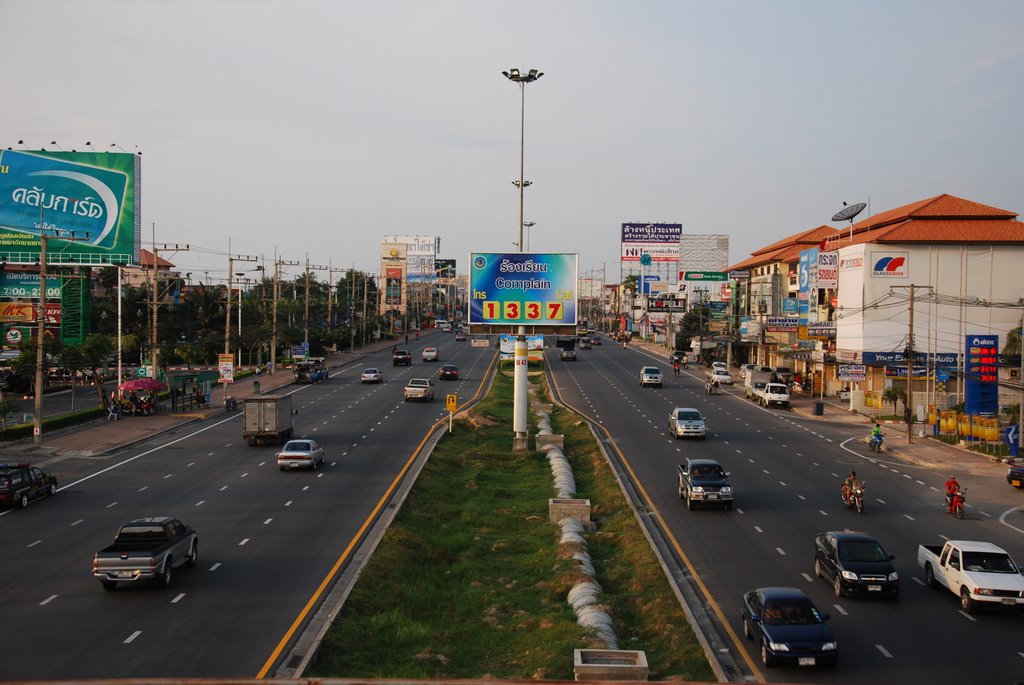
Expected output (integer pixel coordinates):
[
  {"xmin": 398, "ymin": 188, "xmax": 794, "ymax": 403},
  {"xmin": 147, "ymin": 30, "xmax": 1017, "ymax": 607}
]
[
  {"xmin": 363, "ymin": 368, "xmax": 378, "ymax": 374},
  {"xmin": 962, "ymin": 552, "xmax": 1019, "ymax": 573},
  {"xmin": 764, "ymin": 600, "xmax": 823, "ymax": 625},
  {"xmin": 642, "ymin": 367, "xmax": 660, "ymax": 374},
  {"xmin": 282, "ymin": 441, "xmax": 313, "ymax": 452},
  {"xmin": 838, "ymin": 540, "xmax": 888, "ymax": 562},
  {"xmin": 676, "ymin": 411, "xmax": 702, "ymax": 421},
  {"xmin": 691, "ymin": 464, "xmax": 723, "ymax": 478}
]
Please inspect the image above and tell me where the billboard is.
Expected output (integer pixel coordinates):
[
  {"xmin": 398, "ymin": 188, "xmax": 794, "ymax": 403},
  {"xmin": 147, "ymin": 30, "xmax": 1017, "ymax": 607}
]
[
  {"xmin": 436, "ymin": 258, "xmax": 456, "ymax": 278},
  {"xmin": 965, "ymin": 334, "xmax": 999, "ymax": 416},
  {"xmin": 468, "ymin": 252, "xmax": 577, "ymax": 326},
  {"xmin": 0, "ymin": 150, "xmax": 140, "ymax": 264},
  {"xmin": 381, "ymin": 235, "xmax": 438, "ymax": 283},
  {"xmin": 620, "ymin": 223, "xmax": 681, "ymax": 263}
]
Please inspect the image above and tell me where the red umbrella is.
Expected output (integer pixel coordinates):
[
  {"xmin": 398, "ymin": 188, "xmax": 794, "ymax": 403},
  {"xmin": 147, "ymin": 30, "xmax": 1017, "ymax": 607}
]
[{"xmin": 118, "ymin": 378, "xmax": 166, "ymax": 392}]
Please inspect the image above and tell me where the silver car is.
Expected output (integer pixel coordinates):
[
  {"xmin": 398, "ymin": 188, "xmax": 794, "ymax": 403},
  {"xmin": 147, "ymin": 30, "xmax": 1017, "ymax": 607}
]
[
  {"xmin": 669, "ymin": 407, "xmax": 707, "ymax": 439},
  {"xmin": 640, "ymin": 366, "xmax": 663, "ymax": 388},
  {"xmin": 360, "ymin": 367, "xmax": 383, "ymax": 384},
  {"xmin": 276, "ymin": 439, "xmax": 325, "ymax": 471}
]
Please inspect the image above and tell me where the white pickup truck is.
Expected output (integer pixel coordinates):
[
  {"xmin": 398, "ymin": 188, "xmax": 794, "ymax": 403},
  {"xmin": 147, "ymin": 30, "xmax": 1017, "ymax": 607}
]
[
  {"xmin": 918, "ymin": 540, "xmax": 1024, "ymax": 613},
  {"xmin": 756, "ymin": 381, "xmax": 791, "ymax": 409},
  {"xmin": 403, "ymin": 378, "xmax": 435, "ymax": 402}
]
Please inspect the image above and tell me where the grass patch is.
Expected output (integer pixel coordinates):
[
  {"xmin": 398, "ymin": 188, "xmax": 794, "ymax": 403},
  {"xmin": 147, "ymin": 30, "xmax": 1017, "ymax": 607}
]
[{"xmin": 308, "ymin": 372, "xmax": 712, "ymax": 680}]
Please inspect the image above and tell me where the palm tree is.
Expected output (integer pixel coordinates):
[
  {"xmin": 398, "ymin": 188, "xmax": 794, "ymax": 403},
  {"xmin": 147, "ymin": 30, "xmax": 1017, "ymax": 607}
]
[{"xmin": 883, "ymin": 386, "xmax": 906, "ymax": 418}]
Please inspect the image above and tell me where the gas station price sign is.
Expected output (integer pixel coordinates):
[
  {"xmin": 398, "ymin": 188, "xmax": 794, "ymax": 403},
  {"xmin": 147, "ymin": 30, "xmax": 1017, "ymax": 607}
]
[{"xmin": 468, "ymin": 252, "xmax": 578, "ymax": 327}]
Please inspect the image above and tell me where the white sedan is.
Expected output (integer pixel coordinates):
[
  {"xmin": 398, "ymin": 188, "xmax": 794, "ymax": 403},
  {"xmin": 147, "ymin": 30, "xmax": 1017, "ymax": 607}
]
[
  {"xmin": 422, "ymin": 347, "xmax": 439, "ymax": 362},
  {"xmin": 709, "ymin": 368, "xmax": 734, "ymax": 385},
  {"xmin": 276, "ymin": 439, "xmax": 325, "ymax": 471},
  {"xmin": 360, "ymin": 367, "xmax": 383, "ymax": 384}
]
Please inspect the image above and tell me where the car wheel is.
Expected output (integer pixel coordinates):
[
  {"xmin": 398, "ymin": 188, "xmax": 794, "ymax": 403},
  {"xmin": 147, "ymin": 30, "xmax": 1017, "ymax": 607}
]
[
  {"xmin": 48, "ymin": 483, "xmax": 57, "ymax": 497},
  {"xmin": 18, "ymin": 493, "xmax": 28, "ymax": 509},
  {"xmin": 760, "ymin": 640, "xmax": 773, "ymax": 667},
  {"xmin": 924, "ymin": 563, "xmax": 937, "ymax": 588},
  {"xmin": 101, "ymin": 580, "xmax": 118, "ymax": 591},
  {"xmin": 686, "ymin": 492, "xmax": 694, "ymax": 511},
  {"xmin": 960, "ymin": 586, "xmax": 975, "ymax": 613},
  {"xmin": 160, "ymin": 563, "xmax": 172, "ymax": 588},
  {"xmin": 312, "ymin": 458, "xmax": 318, "ymax": 471},
  {"xmin": 742, "ymin": 616, "xmax": 752, "ymax": 640},
  {"xmin": 814, "ymin": 557, "xmax": 823, "ymax": 578},
  {"xmin": 186, "ymin": 542, "xmax": 198, "ymax": 568},
  {"xmin": 834, "ymin": 575, "xmax": 843, "ymax": 598}
]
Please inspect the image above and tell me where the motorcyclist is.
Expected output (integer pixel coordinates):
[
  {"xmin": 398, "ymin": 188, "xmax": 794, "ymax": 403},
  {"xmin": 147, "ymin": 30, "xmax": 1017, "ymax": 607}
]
[
  {"xmin": 672, "ymin": 360, "xmax": 681, "ymax": 376},
  {"xmin": 870, "ymin": 422, "xmax": 883, "ymax": 448},
  {"xmin": 945, "ymin": 475, "xmax": 960, "ymax": 512},
  {"xmin": 842, "ymin": 470, "xmax": 860, "ymax": 504}
]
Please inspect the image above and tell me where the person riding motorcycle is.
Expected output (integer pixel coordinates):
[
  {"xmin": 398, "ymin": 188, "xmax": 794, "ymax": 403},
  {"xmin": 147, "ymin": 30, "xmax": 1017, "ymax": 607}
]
[
  {"xmin": 842, "ymin": 470, "xmax": 861, "ymax": 504},
  {"xmin": 870, "ymin": 423, "xmax": 883, "ymax": 449},
  {"xmin": 945, "ymin": 475, "xmax": 961, "ymax": 512},
  {"xmin": 672, "ymin": 360, "xmax": 681, "ymax": 376}
]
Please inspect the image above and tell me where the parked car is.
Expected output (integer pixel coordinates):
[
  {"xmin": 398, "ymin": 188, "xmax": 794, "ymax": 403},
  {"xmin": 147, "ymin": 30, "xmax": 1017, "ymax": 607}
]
[
  {"xmin": 773, "ymin": 366, "xmax": 795, "ymax": 384},
  {"xmin": 740, "ymin": 363, "xmax": 758, "ymax": 380},
  {"xmin": 1007, "ymin": 463, "xmax": 1024, "ymax": 488},
  {"xmin": 0, "ymin": 462, "xmax": 58, "ymax": 509},
  {"xmin": 639, "ymin": 366, "xmax": 663, "ymax": 388},
  {"xmin": 439, "ymin": 364, "xmax": 459, "ymax": 380},
  {"xmin": 668, "ymin": 407, "xmax": 707, "ymax": 440},
  {"xmin": 708, "ymin": 368, "xmax": 733, "ymax": 385},
  {"xmin": 422, "ymin": 347, "xmax": 439, "ymax": 362},
  {"xmin": 276, "ymin": 439, "xmax": 325, "ymax": 471},
  {"xmin": 678, "ymin": 458, "xmax": 732, "ymax": 509},
  {"xmin": 814, "ymin": 531, "xmax": 899, "ymax": 598},
  {"xmin": 741, "ymin": 587, "xmax": 837, "ymax": 668},
  {"xmin": 360, "ymin": 367, "xmax": 383, "ymax": 384}
]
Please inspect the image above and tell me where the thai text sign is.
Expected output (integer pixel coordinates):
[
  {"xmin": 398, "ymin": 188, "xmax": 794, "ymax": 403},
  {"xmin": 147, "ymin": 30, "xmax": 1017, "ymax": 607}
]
[
  {"xmin": 965, "ymin": 334, "xmax": 998, "ymax": 415},
  {"xmin": 218, "ymin": 353, "xmax": 234, "ymax": 384},
  {"xmin": 620, "ymin": 223, "xmax": 681, "ymax": 263},
  {"xmin": 0, "ymin": 273, "xmax": 65, "ymax": 299},
  {"xmin": 0, "ymin": 150, "xmax": 140, "ymax": 264},
  {"xmin": 838, "ymin": 364, "xmax": 867, "ymax": 381},
  {"xmin": 817, "ymin": 251, "xmax": 838, "ymax": 288},
  {"xmin": 469, "ymin": 253, "xmax": 577, "ymax": 326}
]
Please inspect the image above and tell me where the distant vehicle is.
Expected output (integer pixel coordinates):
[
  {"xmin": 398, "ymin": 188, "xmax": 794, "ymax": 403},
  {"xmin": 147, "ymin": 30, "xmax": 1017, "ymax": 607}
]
[
  {"xmin": 773, "ymin": 366, "xmax": 795, "ymax": 384},
  {"xmin": 276, "ymin": 439, "xmax": 325, "ymax": 471},
  {"xmin": 708, "ymin": 368, "xmax": 733, "ymax": 385},
  {"xmin": 403, "ymin": 378, "xmax": 435, "ymax": 402},
  {"xmin": 422, "ymin": 347, "xmax": 439, "ymax": 362},
  {"xmin": 678, "ymin": 458, "xmax": 732, "ymax": 509},
  {"xmin": 454, "ymin": 331, "xmax": 467, "ymax": 341},
  {"xmin": 668, "ymin": 407, "xmax": 707, "ymax": 440},
  {"xmin": 360, "ymin": 367, "xmax": 383, "ymax": 384},
  {"xmin": 814, "ymin": 531, "xmax": 899, "ymax": 598},
  {"xmin": 392, "ymin": 349, "xmax": 412, "ymax": 366},
  {"xmin": 0, "ymin": 370, "xmax": 32, "ymax": 394},
  {"xmin": 0, "ymin": 462, "xmax": 58, "ymax": 509},
  {"xmin": 745, "ymin": 370, "xmax": 773, "ymax": 400},
  {"xmin": 741, "ymin": 587, "xmax": 837, "ymax": 667},
  {"xmin": 587, "ymin": 335, "xmax": 602, "ymax": 345},
  {"xmin": 93, "ymin": 517, "xmax": 198, "ymax": 591},
  {"xmin": 434, "ymin": 319, "xmax": 450, "ymax": 331},
  {"xmin": 577, "ymin": 338, "xmax": 592, "ymax": 350},
  {"xmin": 439, "ymin": 364, "xmax": 459, "ymax": 380},
  {"xmin": 919, "ymin": 540, "xmax": 1024, "ymax": 613},
  {"xmin": 242, "ymin": 395, "xmax": 295, "ymax": 446},
  {"xmin": 712, "ymin": 361, "xmax": 728, "ymax": 372},
  {"xmin": 293, "ymin": 358, "xmax": 328, "ymax": 383},
  {"xmin": 740, "ymin": 363, "xmax": 758, "ymax": 380},
  {"xmin": 639, "ymin": 366, "xmax": 663, "ymax": 388},
  {"xmin": 559, "ymin": 348, "xmax": 577, "ymax": 361}
]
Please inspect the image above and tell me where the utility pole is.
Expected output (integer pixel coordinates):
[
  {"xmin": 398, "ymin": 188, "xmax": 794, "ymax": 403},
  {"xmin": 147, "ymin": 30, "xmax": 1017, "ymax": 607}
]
[
  {"xmin": 892, "ymin": 284, "xmax": 933, "ymax": 444},
  {"xmin": 149, "ymin": 240, "xmax": 190, "ymax": 382},
  {"xmin": 303, "ymin": 255, "xmax": 328, "ymax": 349},
  {"xmin": 271, "ymin": 257, "xmax": 300, "ymax": 373},
  {"xmin": 224, "ymin": 251, "xmax": 258, "ymax": 354}
]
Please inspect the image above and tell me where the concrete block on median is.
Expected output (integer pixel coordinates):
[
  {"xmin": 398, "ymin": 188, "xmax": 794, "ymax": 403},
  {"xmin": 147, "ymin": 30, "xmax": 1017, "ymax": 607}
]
[
  {"xmin": 549, "ymin": 498, "xmax": 592, "ymax": 528},
  {"xmin": 536, "ymin": 433, "xmax": 564, "ymax": 452},
  {"xmin": 573, "ymin": 648, "xmax": 649, "ymax": 681}
]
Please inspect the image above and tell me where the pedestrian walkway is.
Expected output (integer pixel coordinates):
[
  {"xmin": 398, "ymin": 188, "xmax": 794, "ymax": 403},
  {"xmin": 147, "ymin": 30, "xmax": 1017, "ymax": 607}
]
[{"xmin": 5, "ymin": 338, "xmax": 402, "ymax": 467}]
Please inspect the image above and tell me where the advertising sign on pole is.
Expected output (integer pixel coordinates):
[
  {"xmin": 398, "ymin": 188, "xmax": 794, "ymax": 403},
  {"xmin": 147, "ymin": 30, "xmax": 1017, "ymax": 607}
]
[
  {"xmin": 0, "ymin": 150, "xmax": 140, "ymax": 264},
  {"xmin": 218, "ymin": 353, "xmax": 235, "ymax": 384},
  {"xmin": 838, "ymin": 364, "xmax": 867, "ymax": 381},
  {"xmin": 682, "ymin": 271, "xmax": 727, "ymax": 282},
  {"xmin": 620, "ymin": 223, "xmax": 681, "ymax": 263},
  {"xmin": 817, "ymin": 251, "xmax": 839, "ymax": 289},
  {"xmin": 468, "ymin": 253, "xmax": 577, "ymax": 328},
  {"xmin": 965, "ymin": 334, "xmax": 999, "ymax": 415}
]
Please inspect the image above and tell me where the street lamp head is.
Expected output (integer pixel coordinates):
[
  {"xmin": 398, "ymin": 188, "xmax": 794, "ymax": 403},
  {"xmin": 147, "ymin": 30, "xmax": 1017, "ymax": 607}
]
[
  {"xmin": 523, "ymin": 221, "xmax": 536, "ymax": 228},
  {"xmin": 502, "ymin": 67, "xmax": 543, "ymax": 84}
]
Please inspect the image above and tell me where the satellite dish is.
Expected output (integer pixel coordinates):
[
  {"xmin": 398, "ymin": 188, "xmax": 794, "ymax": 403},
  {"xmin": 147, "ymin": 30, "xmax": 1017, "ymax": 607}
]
[{"xmin": 831, "ymin": 202, "xmax": 866, "ymax": 223}]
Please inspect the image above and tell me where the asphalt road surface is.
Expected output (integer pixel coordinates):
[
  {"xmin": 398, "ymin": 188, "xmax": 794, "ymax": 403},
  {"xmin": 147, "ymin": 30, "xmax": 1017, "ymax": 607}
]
[
  {"xmin": 547, "ymin": 336, "xmax": 1024, "ymax": 685},
  {"xmin": 0, "ymin": 333, "xmax": 494, "ymax": 680}
]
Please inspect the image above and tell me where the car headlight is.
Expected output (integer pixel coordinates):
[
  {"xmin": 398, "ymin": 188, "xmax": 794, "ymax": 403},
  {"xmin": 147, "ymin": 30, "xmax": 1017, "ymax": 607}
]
[
  {"xmin": 888, "ymin": 571, "xmax": 899, "ymax": 582},
  {"xmin": 720, "ymin": 486, "xmax": 732, "ymax": 494},
  {"xmin": 690, "ymin": 486, "xmax": 705, "ymax": 494},
  {"xmin": 768, "ymin": 641, "xmax": 789, "ymax": 652},
  {"xmin": 841, "ymin": 570, "xmax": 858, "ymax": 581},
  {"xmin": 821, "ymin": 641, "xmax": 837, "ymax": 651},
  {"xmin": 975, "ymin": 587, "xmax": 994, "ymax": 596}
]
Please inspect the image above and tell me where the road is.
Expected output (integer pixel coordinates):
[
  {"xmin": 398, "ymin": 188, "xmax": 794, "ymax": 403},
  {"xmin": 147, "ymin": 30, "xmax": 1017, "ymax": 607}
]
[
  {"xmin": 547, "ymin": 336, "xmax": 1024, "ymax": 684},
  {"xmin": 0, "ymin": 332, "xmax": 493, "ymax": 680}
]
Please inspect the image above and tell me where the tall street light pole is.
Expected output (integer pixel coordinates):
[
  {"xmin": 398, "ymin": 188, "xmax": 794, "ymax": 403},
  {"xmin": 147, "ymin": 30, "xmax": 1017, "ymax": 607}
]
[{"xmin": 503, "ymin": 66, "xmax": 543, "ymax": 452}]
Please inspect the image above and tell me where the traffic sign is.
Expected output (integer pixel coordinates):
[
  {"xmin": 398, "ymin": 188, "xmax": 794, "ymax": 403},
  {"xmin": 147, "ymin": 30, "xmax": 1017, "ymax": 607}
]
[
  {"xmin": 5, "ymin": 328, "xmax": 21, "ymax": 345},
  {"xmin": 446, "ymin": 394, "xmax": 458, "ymax": 412},
  {"xmin": 640, "ymin": 253, "xmax": 652, "ymax": 266}
]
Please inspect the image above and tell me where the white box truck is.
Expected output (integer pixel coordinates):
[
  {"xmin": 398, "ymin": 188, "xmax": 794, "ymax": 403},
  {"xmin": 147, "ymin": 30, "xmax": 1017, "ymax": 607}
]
[{"xmin": 242, "ymin": 394, "xmax": 296, "ymax": 446}]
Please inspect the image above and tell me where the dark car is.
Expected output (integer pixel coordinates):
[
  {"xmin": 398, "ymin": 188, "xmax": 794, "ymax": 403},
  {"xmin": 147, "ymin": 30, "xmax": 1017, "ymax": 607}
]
[
  {"xmin": 454, "ymin": 331, "xmax": 467, "ymax": 341},
  {"xmin": 742, "ymin": 587, "xmax": 837, "ymax": 668},
  {"xmin": 0, "ymin": 463, "xmax": 58, "ymax": 509},
  {"xmin": 0, "ymin": 370, "xmax": 32, "ymax": 394},
  {"xmin": 577, "ymin": 338, "xmax": 591, "ymax": 350},
  {"xmin": 559, "ymin": 348, "xmax": 577, "ymax": 361},
  {"xmin": 392, "ymin": 349, "xmax": 412, "ymax": 366},
  {"xmin": 814, "ymin": 531, "xmax": 899, "ymax": 598},
  {"xmin": 439, "ymin": 364, "xmax": 459, "ymax": 380},
  {"xmin": 1008, "ymin": 464, "xmax": 1024, "ymax": 488},
  {"xmin": 588, "ymin": 335, "xmax": 601, "ymax": 345},
  {"xmin": 678, "ymin": 457, "xmax": 731, "ymax": 509}
]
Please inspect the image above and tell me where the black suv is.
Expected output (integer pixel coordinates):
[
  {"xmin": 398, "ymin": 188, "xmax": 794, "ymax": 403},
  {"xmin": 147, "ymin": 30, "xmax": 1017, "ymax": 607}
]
[
  {"xmin": 0, "ymin": 463, "xmax": 58, "ymax": 509},
  {"xmin": 0, "ymin": 370, "xmax": 32, "ymax": 394},
  {"xmin": 678, "ymin": 458, "xmax": 733, "ymax": 510},
  {"xmin": 392, "ymin": 350, "xmax": 412, "ymax": 366}
]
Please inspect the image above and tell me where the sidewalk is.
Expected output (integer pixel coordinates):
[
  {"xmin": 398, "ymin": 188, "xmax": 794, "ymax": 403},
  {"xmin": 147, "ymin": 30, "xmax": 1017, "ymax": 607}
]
[
  {"xmin": 632, "ymin": 338, "xmax": 1007, "ymax": 476},
  {"xmin": 5, "ymin": 338, "xmax": 400, "ymax": 468}
]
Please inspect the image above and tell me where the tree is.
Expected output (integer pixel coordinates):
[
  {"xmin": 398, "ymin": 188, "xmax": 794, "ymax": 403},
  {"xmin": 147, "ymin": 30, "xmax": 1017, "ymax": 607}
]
[
  {"xmin": 81, "ymin": 333, "xmax": 116, "ymax": 406},
  {"xmin": 883, "ymin": 385, "xmax": 906, "ymax": 418}
]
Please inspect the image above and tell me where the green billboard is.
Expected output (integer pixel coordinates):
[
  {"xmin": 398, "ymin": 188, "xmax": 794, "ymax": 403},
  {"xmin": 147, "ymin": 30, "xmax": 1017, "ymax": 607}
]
[{"xmin": 0, "ymin": 150, "xmax": 140, "ymax": 265}]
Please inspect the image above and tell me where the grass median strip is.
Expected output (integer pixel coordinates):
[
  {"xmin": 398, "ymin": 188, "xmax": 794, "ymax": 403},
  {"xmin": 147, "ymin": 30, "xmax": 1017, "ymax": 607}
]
[{"xmin": 308, "ymin": 372, "xmax": 713, "ymax": 680}]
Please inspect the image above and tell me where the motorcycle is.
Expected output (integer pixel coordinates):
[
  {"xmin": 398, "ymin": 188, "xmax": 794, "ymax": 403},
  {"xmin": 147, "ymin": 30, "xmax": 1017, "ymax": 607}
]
[
  {"xmin": 946, "ymin": 488, "xmax": 967, "ymax": 519},
  {"xmin": 842, "ymin": 480, "xmax": 865, "ymax": 513},
  {"xmin": 869, "ymin": 432, "xmax": 884, "ymax": 453}
]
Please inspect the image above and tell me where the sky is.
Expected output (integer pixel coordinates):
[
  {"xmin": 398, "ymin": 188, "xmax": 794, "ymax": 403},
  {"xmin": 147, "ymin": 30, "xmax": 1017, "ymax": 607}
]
[{"xmin": 3, "ymin": 0, "xmax": 1023, "ymax": 286}]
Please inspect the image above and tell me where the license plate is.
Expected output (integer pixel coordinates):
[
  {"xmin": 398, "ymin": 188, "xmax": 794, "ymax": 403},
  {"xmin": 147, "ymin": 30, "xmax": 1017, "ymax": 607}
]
[
  {"xmin": 798, "ymin": 657, "xmax": 816, "ymax": 666},
  {"xmin": 1002, "ymin": 598, "xmax": 1016, "ymax": 606},
  {"xmin": 115, "ymin": 571, "xmax": 135, "ymax": 578},
  {"xmin": 707, "ymin": 493, "xmax": 718, "ymax": 499},
  {"xmin": 1013, "ymin": 480, "xmax": 1021, "ymax": 487},
  {"xmin": 868, "ymin": 585, "xmax": 882, "ymax": 592}
]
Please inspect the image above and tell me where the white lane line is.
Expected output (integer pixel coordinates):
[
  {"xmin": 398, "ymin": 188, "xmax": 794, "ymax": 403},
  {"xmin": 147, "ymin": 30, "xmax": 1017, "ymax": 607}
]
[
  {"xmin": 285, "ymin": 501, "xmax": 293, "ymax": 507},
  {"xmin": 776, "ymin": 547, "xmax": 786, "ymax": 556},
  {"xmin": 187, "ymin": 462, "xmax": 195, "ymax": 467},
  {"xmin": 980, "ymin": 511, "xmax": 992, "ymax": 518},
  {"xmin": 220, "ymin": 486, "xmax": 229, "ymax": 491},
  {"xmin": 163, "ymin": 474, "xmax": 173, "ymax": 479},
  {"xmin": 778, "ymin": 481, "xmax": 787, "ymax": 487},
  {"xmin": 754, "ymin": 526, "xmax": 764, "ymax": 533},
  {"xmin": 916, "ymin": 480, "xmax": 925, "ymax": 485},
  {"xmin": 317, "ymin": 473, "xmax": 324, "ymax": 478},
  {"xmin": 208, "ymin": 452, "xmax": 215, "ymax": 456},
  {"xmin": 832, "ymin": 604, "xmax": 848, "ymax": 616},
  {"xmin": 798, "ymin": 494, "xmax": 806, "ymax": 500},
  {"xmin": 801, "ymin": 573, "xmax": 814, "ymax": 583},
  {"xmin": 877, "ymin": 499, "xmax": 887, "ymax": 504},
  {"xmin": 958, "ymin": 610, "xmax": 977, "ymax": 622},
  {"xmin": 106, "ymin": 502, "xmax": 118, "ymax": 508},
  {"xmin": 171, "ymin": 593, "xmax": 185, "ymax": 604},
  {"xmin": 302, "ymin": 485, "xmax": 310, "ymax": 491},
  {"xmin": 209, "ymin": 562, "xmax": 222, "ymax": 571},
  {"xmin": 735, "ymin": 508, "xmax": 745, "ymax": 514},
  {"xmin": 876, "ymin": 645, "xmax": 893, "ymax": 658},
  {"xmin": 124, "ymin": 631, "xmax": 142, "ymax": 644},
  {"xmin": 239, "ymin": 538, "xmax": 249, "ymax": 546},
  {"xmin": 241, "ymin": 473, "xmax": 249, "ymax": 478},
  {"xmin": 263, "ymin": 518, "xmax": 273, "ymax": 525},
  {"xmin": 40, "ymin": 595, "xmax": 57, "ymax": 605},
  {"xmin": 71, "ymin": 519, "xmax": 83, "ymax": 526},
  {"xmin": 27, "ymin": 540, "xmax": 41, "ymax": 548},
  {"xmin": 138, "ymin": 486, "xmax": 147, "ymax": 492},
  {"xmin": 819, "ymin": 510, "xmax": 828, "ymax": 516},
  {"xmin": 259, "ymin": 461, "xmax": 267, "ymax": 466},
  {"xmin": 196, "ymin": 500, "xmax": 205, "ymax": 506},
  {"xmin": 912, "ymin": 577, "xmax": 925, "ymax": 586},
  {"xmin": 903, "ymin": 514, "xmax": 916, "ymax": 521}
]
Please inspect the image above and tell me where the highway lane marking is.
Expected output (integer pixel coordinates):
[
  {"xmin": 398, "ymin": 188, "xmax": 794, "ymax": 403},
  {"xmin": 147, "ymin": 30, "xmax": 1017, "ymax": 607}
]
[
  {"xmin": 196, "ymin": 500, "xmax": 205, "ymax": 506},
  {"xmin": 958, "ymin": 610, "xmax": 977, "ymax": 622},
  {"xmin": 138, "ymin": 486, "xmax": 147, "ymax": 492},
  {"xmin": 187, "ymin": 462, "xmax": 195, "ymax": 467},
  {"xmin": 915, "ymin": 479, "xmax": 925, "ymax": 485},
  {"xmin": 171, "ymin": 593, "xmax": 185, "ymax": 603},
  {"xmin": 40, "ymin": 595, "xmax": 57, "ymax": 605},
  {"xmin": 778, "ymin": 481, "xmax": 787, "ymax": 487},
  {"xmin": 220, "ymin": 486, "xmax": 229, "ymax": 491},
  {"xmin": 776, "ymin": 547, "xmax": 786, "ymax": 556},
  {"xmin": 71, "ymin": 519, "xmax": 83, "ymax": 526},
  {"xmin": 106, "ymin": 502, "xmax": 118, "ymax": 508},
  {"xmin": 264, "ymin": 518, "xmax": 273, "ymax": 525},
  {"xmin": 317, "ymin": 473, "xmax": 325, "ymax": 478},
  {"xmin": 26, "ymin": 539, "xmax": 41, "ymax": 547},
  {"xmin": 819, "ymin": 510, "xmax": 828, "ymax": 516},
  {"xmin": 754, "ymin": 526, "xmax": 763, "ymax": 533},
  {"xmin": 940, "ymin": 534, "xmax": 950, "ymax": 540},
  {"xmin": 876, "ymin": 498, "xmax": 886, "ymax": 504},
  {"xmin": 997, "ymin": 507, "xmax": 1024, "ymax": 536},
  {"xmin": 241, "ymin": 473, "xmax": 249, "ymax": 478},
  {"xmin": 124, "ymin": 631, "xmax": 142, "ymax": 644},
  {"xmin": 801, "ymin": 573, "xmax": 814, "ymax": 583},
  {"xmin": 912, "ymin": 577, "xmax": 925, "ymax": 586},
  {"xmin": 239, "ymin": 538, "xmax": 250, "ymax": 546},
  {"xmin": 980, "ymin": 510, "xmax": 992, "ymax": 518},
  {"xmin": 798, "ymin": 494, "xmax": 806, "ymax": 500},
  {"xmin": 832, "ymin": 604, "xmax": 848, "ymax": 616},
  {"xmin": 209, "ymin": 563, "xmax": 221, "ymax": 571},
  {"xmin": 903, "ymin": 514, "xmax": 915, "ymax": 520},
  {"xmin": 302, "ymin": 485, "xmax": 310, "ymax": 491},
  {"xmin": 163, "ymin": 474, "xmax": 173, "ymax": 479}
]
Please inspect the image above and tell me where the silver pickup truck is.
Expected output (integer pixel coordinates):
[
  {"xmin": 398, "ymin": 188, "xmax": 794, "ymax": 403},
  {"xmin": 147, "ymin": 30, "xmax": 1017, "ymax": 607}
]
[
  {"xmin": 403, "ymin": 378, "xmax": 435, "ymax": 402},
  {"xmin": 92, "ymin": 516, "xmax": 198, "ymax": 591}
]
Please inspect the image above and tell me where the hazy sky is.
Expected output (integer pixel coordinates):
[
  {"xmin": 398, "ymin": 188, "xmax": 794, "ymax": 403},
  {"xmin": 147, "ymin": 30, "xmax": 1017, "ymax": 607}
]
[{"xmin": 4, "ymin": 0, "xmax": 1022, "ymax": 284}]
